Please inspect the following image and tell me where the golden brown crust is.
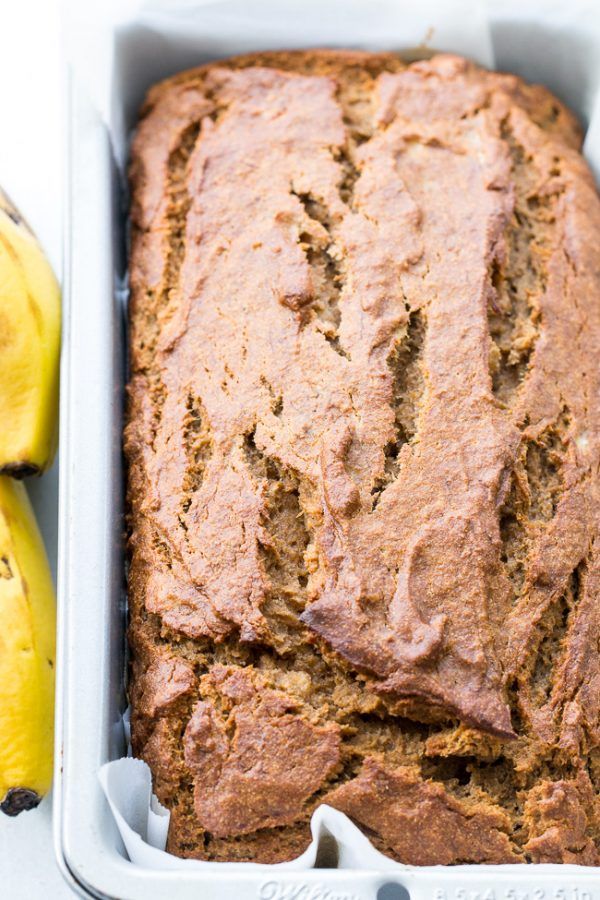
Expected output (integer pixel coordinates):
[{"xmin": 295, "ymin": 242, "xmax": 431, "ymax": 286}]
[
  {"xmin": 183, "ymin": 666, "xmax": 341, "ymax": 838},
  {"xmin": 126, "ymin": 49, "xmax": 600, "ymax": 864},
  {"xmin": 325, "ymin": 758, "xmax": 521, "ymax": 865},
  {"xmin": 523, "ymin": 772, "xmax": 600, "ymax": 864}
]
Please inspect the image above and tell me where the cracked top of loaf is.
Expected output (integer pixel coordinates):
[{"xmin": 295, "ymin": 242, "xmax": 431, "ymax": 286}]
[{"xmin": 126, "ymin": 50, "xmax": 600, "ymax": 865}]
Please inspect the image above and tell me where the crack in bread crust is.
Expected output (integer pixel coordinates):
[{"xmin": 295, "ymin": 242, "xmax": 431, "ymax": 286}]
[{"xmin": 126, "ymin": 50, "xmax": 600, "ymax": 865}]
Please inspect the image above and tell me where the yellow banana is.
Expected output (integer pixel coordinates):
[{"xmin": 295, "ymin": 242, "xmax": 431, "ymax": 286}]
[
  {"xmin": 0, "ymin": 476, "xmax": 55, "ymax": 815},
  {"xmin": 0, "ymin": 190, "xmax": 60, "ymax": 476}
]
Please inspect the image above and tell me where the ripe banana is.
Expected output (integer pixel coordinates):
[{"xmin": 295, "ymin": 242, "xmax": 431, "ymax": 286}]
[
  {"xmin": 0, "ymin": 189, "xmax": 60, "ymax": 476},
  {"xmin": 0, "ymin": 476, "xmax": 55, "ymax": 815}
]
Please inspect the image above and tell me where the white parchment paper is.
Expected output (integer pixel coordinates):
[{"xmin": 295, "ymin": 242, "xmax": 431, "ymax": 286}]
[
  {"xmin": 98, "ymin": 758, "xmax": 402, "ymax": 872},
  {"xmin": 69, "ymin": 0, "xmax": 600, "ymax": 872}
]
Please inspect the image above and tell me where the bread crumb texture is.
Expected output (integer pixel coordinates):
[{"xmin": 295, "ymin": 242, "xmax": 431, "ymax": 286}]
[{"xmin": 126, "ymin": 50, "xmax": 600, "ymax": 864}]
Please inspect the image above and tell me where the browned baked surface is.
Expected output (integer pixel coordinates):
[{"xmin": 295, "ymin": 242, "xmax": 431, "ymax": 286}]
[{"xmin": 125, "ymin": 49, "xmax": 600, "ymax": 864}]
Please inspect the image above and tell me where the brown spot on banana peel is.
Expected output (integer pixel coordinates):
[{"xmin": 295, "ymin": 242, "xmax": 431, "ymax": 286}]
[
  {"xmin": 0, "ymin": 187, "xmax": 33, "ymax": 234},
  {"xmin": 0, "ymin": 555, "xmax": 13, "ymax": 578}
]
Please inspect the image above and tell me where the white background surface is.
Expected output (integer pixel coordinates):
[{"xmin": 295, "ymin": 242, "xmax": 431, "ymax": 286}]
[
  {"xmin": 0, "ymin": 0, "xmax": 598, "ymax": 897},
  {"xmin": 0, "ymin": 0, "xmax": 67, "ymax": 896}
]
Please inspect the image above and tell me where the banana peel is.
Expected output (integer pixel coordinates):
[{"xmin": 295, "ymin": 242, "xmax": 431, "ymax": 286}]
[
  {"xmin": 0, "ymin": 189, "xmax": 60, "ymax": 476},
  {"xmin": 0, "ymin": 476, "xmax": 55, "ymax": 814}
]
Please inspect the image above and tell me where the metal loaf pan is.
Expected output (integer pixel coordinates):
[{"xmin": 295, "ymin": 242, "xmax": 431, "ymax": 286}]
[{"xmin": 55, "ymin": 7, "xmax": 600, "ymax": 898}]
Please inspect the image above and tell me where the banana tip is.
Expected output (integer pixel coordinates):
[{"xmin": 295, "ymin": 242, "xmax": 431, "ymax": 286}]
[
  {"xmin": 0, "ymin": 463, "xmax": 41, "ymax": 479},
  {"xmin": 1, "ymin": 788, "xmax": 42, "ymax": 816}
]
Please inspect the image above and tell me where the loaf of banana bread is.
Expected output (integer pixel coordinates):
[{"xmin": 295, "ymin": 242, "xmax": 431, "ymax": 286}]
[{"xmin": 125, "ymin": 50, "xmax": 600, "ymax": 865}]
